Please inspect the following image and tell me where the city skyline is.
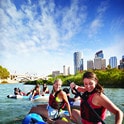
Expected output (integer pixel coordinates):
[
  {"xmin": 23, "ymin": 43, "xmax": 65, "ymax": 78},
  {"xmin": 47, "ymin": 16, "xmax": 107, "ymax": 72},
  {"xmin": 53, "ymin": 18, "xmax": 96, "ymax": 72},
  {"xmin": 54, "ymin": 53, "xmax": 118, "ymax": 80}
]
[{"xmin": 0, "ymin": 0, "xmax": 124, "ymax": 76}]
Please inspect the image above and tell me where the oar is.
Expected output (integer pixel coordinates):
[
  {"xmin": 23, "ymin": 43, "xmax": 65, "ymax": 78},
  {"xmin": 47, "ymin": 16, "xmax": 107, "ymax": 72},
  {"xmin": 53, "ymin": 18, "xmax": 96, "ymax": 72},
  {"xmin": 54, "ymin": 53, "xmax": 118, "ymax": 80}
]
[{"xmin": 67, "ymin": 80, "xmax": 106, "ymax": 124}]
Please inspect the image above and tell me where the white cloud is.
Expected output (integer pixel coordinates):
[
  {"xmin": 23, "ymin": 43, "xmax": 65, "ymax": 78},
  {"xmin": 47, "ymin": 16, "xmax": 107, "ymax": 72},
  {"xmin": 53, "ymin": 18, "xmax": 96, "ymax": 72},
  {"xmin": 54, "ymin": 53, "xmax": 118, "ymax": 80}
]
[
  {"xmin": 88, "ymin": 19, "xmax": 103, "ymax": 38},
  {"xmin": 110, "ymin": 16, "xmax": 124, "ymax": 34},
  {"xmin": 0, "ymin": 0, "xmax": 123, "ymax": 76},
  {"xmin": 0, "ymin": 0, "xmax": 86, "ymax": 75},
  {"xmin": 88, "ymin": 0, "xmax": 109, "ymax": 38},
  {"xmin": 103, "ymin": 36, "xmax": 124, "ymax": 65}
]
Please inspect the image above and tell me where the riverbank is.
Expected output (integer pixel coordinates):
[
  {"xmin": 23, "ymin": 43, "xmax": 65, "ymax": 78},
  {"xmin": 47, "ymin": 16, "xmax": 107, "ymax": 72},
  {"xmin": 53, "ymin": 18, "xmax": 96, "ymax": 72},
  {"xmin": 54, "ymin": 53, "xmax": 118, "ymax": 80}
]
[{"xmin": 0, "ymin": 78, "xmax": 18, "ymax": 84}]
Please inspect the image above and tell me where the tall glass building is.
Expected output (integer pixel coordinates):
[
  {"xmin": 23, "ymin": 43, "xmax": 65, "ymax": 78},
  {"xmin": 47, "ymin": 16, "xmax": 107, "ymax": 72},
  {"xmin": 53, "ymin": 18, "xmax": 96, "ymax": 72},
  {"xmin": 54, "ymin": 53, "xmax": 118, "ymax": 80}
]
[
  {"xmin": 95, "ymin": 50, "xmax": 104, "ymax": 58},
  {"xmin": 74, "ymin": 52, "xmax": 83, "ymax": 74},
  {"xmin": 94, "ymin": 50, "xmax": 106, "ymax": 69},
  {"xmin": 119, "ymin": 55, "xmax": 124, "ymax": 69},
  {"xmin": 87, "ymin": 60, "xmax": 94, "ymax": 69},
  {"xmin": 109, "ymin": 56, "xmax": 117, "ymax": 68}
]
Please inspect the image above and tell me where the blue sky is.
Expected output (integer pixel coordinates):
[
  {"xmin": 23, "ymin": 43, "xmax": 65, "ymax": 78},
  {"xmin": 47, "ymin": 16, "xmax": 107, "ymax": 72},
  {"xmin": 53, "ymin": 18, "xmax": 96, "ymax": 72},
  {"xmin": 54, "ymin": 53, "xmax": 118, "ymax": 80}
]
[{"xmin": 0, "ymin": 0, "xmax": 124, "ymax": 76}]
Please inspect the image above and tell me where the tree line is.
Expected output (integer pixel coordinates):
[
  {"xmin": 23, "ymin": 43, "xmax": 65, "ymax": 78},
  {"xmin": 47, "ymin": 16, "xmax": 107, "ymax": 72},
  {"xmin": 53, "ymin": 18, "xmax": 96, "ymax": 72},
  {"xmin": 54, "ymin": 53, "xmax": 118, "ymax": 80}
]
[
  {"xmin": 0, "ymin": 65, "xmax": 124, "ymax": 88},
  {"xmin": 25, "ymin": 68, "xmax": 124, "ymax": 88}
]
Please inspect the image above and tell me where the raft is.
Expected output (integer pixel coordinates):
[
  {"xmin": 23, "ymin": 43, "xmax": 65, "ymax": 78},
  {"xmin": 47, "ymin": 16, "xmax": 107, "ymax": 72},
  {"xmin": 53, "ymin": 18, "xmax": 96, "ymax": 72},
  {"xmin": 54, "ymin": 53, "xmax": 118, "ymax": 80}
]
[
  {"xmin": 31, "ymin": 94, "xmax": 49, "ymax": 102},
  {"xmin": 22, "ymin": 110, "xmax": 70, "ymax": 124},
  {"xmin": 22, "ymin": 113, "xmax": 46, "ymax": 124},
  {"xmin": 7, "ymin": 94, "xmax": 49, "ymax": 102},
  {"xmin": 22, "ymin": 100, "xmax": 80, "ymax": 124},
  {"xmin": 7, "ymin": 94, "xmax": 29, "ymax": 99}
]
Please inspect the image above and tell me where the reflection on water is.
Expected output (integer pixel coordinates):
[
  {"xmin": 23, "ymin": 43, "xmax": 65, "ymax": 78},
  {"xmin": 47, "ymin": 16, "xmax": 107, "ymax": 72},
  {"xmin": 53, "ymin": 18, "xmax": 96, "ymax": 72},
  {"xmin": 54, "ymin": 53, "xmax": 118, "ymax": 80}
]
[{"xmin": 0, "ymin": 83, "xmax": 124, "ymax": 124}]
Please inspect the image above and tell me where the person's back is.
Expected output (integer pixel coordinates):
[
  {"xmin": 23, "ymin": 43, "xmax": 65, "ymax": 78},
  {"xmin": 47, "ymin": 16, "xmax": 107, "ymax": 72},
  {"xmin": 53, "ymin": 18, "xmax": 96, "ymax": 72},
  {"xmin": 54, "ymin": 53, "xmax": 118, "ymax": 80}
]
[
  {"xmin": 14, "ymin": 88, "xmax": 20, "ymax": 95},
  {"xmin": 42, "ymin": 83, "xmax": 49, "ymax": 95},
  {"xmin": 71, "ymin": 89, "xmax": 80, "ymax": 101},
  {"xmin": 30, "ymin": 84, "xmax": 41, "ymax": 100},
  {"xmin": 18, "ymin": 88, "xmax": 26, "ymax": 96},
  {"xmin": 63, "ymin": 88, "xmax": 75, "ymax": 104}
]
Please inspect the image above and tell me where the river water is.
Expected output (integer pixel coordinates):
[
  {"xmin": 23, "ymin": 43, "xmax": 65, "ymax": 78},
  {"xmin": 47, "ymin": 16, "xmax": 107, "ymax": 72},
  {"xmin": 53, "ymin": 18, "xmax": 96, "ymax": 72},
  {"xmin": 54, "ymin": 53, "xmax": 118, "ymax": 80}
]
[{"xmin": 0, "ymin": 83, "xmax": 124, "ymax": 124}]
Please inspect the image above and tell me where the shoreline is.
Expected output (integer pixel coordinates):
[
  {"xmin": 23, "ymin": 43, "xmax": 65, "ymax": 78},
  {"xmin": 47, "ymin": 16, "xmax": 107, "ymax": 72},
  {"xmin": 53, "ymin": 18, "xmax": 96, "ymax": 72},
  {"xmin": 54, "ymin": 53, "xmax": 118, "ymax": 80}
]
[{"xmin": 0, "ymin": 79, "xmax": 18, "ymax": 84}]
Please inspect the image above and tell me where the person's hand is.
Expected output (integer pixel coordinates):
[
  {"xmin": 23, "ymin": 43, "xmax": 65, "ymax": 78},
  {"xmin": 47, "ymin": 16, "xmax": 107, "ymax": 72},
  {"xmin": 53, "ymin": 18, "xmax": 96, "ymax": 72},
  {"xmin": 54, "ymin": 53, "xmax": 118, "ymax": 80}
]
[
  {"xmin": 69, "ymin": 115, "xmax": 73, "ymax": 120},
  {"xmin": 29, "ymin": 97, "xmax": 33, "ymax": 101},
  {"xmin": 70, "ymin": 82, "xmax": 76, "ymax": 89}
]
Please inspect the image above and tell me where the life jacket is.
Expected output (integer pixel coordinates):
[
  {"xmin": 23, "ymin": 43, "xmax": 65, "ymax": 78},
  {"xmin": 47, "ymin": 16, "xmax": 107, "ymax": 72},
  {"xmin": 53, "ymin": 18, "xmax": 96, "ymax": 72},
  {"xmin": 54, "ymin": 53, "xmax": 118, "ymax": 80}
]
[
  {"xmin": 49, "ymin": 90, "xmax": 66, "ymax": 110},
  {"xmin": 32, "ymin": 89, "xmax": 40, "ymax": 96},
  {"xmin": 43, "ymin": 87, "xmax": 49, "ymax": 94},
  {"xmin": 80, "ymin": 91, "xmax": 106, "ymax": 123}
]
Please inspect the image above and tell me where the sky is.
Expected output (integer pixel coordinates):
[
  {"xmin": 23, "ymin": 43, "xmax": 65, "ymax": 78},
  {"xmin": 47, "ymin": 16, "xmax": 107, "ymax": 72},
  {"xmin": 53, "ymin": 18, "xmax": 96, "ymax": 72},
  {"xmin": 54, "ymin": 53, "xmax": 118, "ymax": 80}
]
[{"xmin": 0, "ymin": 0, "xmax": 124, "ymax": 76}]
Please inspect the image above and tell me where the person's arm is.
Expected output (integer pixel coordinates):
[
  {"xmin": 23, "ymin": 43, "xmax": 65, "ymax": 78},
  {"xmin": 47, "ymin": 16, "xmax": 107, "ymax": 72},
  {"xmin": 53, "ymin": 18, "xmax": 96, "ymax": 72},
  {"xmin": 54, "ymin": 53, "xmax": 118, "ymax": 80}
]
[
  {"xmin": 30, "ymin": 90, "xmax": 36, "ymax": 100},
  {"xmin": 61, "ymin": 91, "xmax": 72, "ymax": 118},
  {"xmin": 37, "ymin": 88, "xmax": 41, "ymax": 95},
  {"xmin": 44, "ymin": 87, "xmax": 49, "ymax": 93},
  {"xmin": 46, "ymin": 87, "xmax": 49, "ymax": 93},
  {"xmin": 70, "ymin": 82, "xmax": 86, "ymax": 92},
  {"xmin": 96, "ymin": 93, "xmax": 123, "ymax": 124}
]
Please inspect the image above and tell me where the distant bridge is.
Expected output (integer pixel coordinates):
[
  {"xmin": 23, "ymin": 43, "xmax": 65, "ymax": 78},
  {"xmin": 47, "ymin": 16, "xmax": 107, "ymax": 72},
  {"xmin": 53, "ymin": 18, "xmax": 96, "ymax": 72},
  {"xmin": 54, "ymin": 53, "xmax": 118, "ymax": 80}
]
[{"xmin": 10, "ymin": 74, "xmax": 48, "ymax": 82}]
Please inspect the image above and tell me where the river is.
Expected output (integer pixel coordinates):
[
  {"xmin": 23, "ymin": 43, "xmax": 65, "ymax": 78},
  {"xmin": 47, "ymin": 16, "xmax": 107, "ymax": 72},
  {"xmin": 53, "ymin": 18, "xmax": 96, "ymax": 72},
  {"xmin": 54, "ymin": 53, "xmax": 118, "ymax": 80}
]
[{"xmin": 0, "ymin": 83, "xmax": 124, "ymax": 124}]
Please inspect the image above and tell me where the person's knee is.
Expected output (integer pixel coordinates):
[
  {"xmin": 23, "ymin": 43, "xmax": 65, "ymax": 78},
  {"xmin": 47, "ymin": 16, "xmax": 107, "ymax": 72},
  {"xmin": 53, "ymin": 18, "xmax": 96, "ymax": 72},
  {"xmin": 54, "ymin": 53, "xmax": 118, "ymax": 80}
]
[{"xmin": 54, "ymin": 120, "xmax": 70, "ymax": 124}]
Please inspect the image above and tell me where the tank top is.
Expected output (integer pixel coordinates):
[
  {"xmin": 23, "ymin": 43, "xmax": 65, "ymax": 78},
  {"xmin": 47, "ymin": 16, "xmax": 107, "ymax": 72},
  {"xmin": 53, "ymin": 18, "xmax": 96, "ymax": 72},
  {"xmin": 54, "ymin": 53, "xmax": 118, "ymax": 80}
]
[
  {"xmin": 49, "ymin": 90, "xmax": 65, "ymax": 110},
  {"xmin": 81, "ymin": 92, "xmax": 107, "ymax": 124}
]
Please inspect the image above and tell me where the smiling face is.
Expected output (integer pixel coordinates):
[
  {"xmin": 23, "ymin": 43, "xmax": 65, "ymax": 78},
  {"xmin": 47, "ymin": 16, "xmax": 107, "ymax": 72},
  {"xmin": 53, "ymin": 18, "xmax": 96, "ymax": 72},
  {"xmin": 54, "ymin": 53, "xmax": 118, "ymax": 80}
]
[
  {"xmin": 83, "ymin": 78, "xmax": 97, "ymax": 92},
  {"xmin": 53, "ymin": 79, "xmax": 62, "ymax": 92},
  {"xmin": 82, "ymin": 72, "xmax": 98, "ymax": 93}
]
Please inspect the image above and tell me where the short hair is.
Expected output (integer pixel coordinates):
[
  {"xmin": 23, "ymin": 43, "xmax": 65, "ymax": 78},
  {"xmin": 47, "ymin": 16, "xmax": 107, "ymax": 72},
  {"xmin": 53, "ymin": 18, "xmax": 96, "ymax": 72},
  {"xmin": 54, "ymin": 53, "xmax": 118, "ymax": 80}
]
[
  {"xmin": 63, "ymin": 88, "xmax": 69, "ymax": 94},
  {"xmin": 54, "ymin": 79, "xmax": 62, "ymax": 84}
]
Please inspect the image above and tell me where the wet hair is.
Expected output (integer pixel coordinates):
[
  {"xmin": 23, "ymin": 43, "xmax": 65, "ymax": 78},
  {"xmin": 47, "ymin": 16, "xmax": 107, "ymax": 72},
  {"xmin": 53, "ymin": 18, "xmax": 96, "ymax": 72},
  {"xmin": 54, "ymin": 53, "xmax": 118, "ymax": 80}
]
[
  {"xmin": 14, "ymin": 87, "xmax": 18, "ymax": 91},
  {"xmin": 34, "ymin": 84, "xmax": 40, "ymax": 90},
  {"xmin": 52, "ymin": 79, "xmax": 62, "ymax": 93},
  {"xmin": 43, "ymin": 83, "xmax": 47, "ymax": 88},
  {"xmin": 82, "ymin": 71, "xmax": 104, "ymax": 94},
  {"xmin": 63, "ymin": 88, "xmax": 69, "ymax": 94},
  {"xmin": 53, "ymin": 79, "xmax": 62, "ymax": 84}
]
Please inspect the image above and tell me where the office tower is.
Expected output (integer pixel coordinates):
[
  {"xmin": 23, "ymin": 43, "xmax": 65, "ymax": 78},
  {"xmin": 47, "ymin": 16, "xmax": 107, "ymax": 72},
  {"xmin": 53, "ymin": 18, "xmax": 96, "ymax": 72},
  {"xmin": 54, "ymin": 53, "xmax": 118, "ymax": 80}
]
[
  {"xmin": 80, "ymin": 58, "xmax": 84, "ymax": 71},
  {"xmin": 94, "ymin": 50, "xmax": 106, "ymax": 69},
  {"xmin": 52, "ymin": 71, "xmax": 60, "ymax": 77},
  {"xmin": 74, "ymin": 52, "xmax": 83, "ymax": 74},
  {"xmin": 87, "ymin": 60, "xmax": 94, "ymax": 70},
  {"xmin": 68, "ymin": 66, "xmax": 70, "ymax": 75},
  {"xmin": 119, "ymin": 55, "xmax": 124, "ymax": 69},
  {"xmin": 101, "ymin": 59, "xmax": 106, "ymax": 69},
  {"xmin": 122, "ymin": 55, "xmax": 124, "ymax": 62},
  {"xmin": 63, "ymin": 65, "xmax": 67, "ymax": 76},
  {"xmin": 63, "ymin": 65, "xmax": 70, "ymax": 75},
  {"xmin": 95, "ymin": 50, "xmax": 104, "ymax": 58},
  {"xmin": 94, "ymin": 58, "xmax": 102, "ymax": 69},
  {"xmin": 109, "ymin": 56, "xmax": 117, "ymax": 68}
]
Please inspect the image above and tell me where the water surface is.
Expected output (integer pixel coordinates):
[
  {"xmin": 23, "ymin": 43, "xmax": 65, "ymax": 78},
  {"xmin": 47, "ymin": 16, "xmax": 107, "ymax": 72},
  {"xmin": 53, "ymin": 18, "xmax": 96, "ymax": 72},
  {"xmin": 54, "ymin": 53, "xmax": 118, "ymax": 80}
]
[{"xmin": 0, "ymin": 83, "xmax": 123, "ymax": 124}]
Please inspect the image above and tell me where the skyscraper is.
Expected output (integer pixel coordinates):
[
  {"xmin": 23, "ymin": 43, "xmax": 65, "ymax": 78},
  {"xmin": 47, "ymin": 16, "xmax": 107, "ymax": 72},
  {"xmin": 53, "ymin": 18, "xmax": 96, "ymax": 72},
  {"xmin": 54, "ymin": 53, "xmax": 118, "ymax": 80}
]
[
  {"xmin": 119, "ymin": 55, "xmax": 124, "ymax": 69},
  {"xmin": 74, "ymin": 52, "xmax": 83, "ymax": 74},
  {"xmin": 95, "ymin": 50, "xmax": 104, "ymax": 58},
  {"xmin": 109, "ymin": 56, "xmax": 117, "ymax": 68},
  {"xmin": 94, "ymin": 50, "xmax": 106, "ymax": 69},
  {"xmin": 80, "ymin": 58, "xmax": 84, "ymax": 71},
  {"xmin": 94, "ymin": 58, "xmax": 102, "ymax": 69},
  {"xmin": 63, "ymin": 65, "xmax": 70, "ymax": 75},
  {"xmin": 87, "ymin": 60, "xmax": 94, "ymax": 70}
]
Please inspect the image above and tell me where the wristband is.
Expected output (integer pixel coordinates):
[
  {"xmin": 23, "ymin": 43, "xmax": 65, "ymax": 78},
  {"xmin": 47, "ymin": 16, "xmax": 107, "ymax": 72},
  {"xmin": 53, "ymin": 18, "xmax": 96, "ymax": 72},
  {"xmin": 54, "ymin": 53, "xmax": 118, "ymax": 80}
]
[{"xmin": 75, "ymin": 85, "xmax": 78, "ymax": 90}]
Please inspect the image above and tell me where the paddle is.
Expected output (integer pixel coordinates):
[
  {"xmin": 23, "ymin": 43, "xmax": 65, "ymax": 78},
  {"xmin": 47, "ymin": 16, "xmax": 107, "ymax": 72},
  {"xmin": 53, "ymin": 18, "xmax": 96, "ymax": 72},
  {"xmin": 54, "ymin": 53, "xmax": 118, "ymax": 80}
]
[{"xmin": 67, "ymin": 80, "xmax": 106, "ymax": 124}]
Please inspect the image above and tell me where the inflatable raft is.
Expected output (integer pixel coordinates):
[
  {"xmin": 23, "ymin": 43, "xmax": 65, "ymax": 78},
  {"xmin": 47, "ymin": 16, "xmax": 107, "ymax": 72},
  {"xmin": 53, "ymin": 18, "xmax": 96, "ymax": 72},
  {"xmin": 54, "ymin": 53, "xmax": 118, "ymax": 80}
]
[
  {"xmin": 22, "ymin": 113, "xmax": 46, "ymax": 124},
  {"xmin": 7, "ymin": 94, "xmax": 29, "ymax": 99},
  {"xmin": 7, "ymin": 94, "xmax": 49, "ymax": 102},
  {"xmin": 31, "ymin": 94, "xmax": 49, "ymax": 102},
  {"xmin": 22, "ymin": 100, "xmax": 80, "ymax": 124},
  {"xmin": 22, "ymin": 111, "xmax": 70, "ymax": 124}
]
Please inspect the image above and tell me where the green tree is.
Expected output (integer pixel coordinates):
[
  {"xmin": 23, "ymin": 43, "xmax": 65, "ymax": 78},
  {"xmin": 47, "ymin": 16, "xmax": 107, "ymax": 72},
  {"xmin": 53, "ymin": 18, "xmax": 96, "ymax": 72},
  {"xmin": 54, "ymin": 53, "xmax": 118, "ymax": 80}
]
[{"xmin": 0, "ymin": 65, "xmax": 10, "ymax": 79}]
